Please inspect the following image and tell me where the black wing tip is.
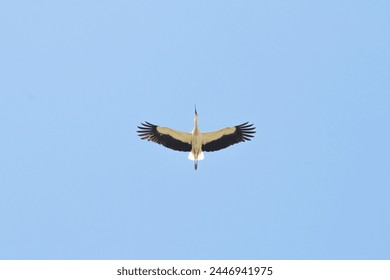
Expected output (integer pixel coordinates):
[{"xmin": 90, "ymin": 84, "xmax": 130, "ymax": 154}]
[
  {"xmin": 137, "ymin": 121, "xmax": 158, "ymax": 139},
  {"xmin": 139, "ymin": 121, "xmax": 154, "ymax": 127},
  {"xmin": 236, "ymin": 122, "xmax": 256, "ymax": 142},
  {"xmin": 238, "ymin": 122, "xmax": 255, "ymax": 127},
  {"xmin": 237, "ymin": 122, "xmax": 256, "ymax": 133},
  {"xmin": 138, "ymin": 121, "xmax": 157, "ymax": 130}
]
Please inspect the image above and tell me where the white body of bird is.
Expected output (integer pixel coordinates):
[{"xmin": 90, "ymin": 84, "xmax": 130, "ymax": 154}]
[{"xmin": 137, "ymin": 107, "xmax": 255, "ymax": 170}]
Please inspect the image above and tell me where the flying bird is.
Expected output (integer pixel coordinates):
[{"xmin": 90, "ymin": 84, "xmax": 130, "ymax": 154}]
[{"xmin": 137, "ymin": 107, "xmax": 255, "ymax": 170}]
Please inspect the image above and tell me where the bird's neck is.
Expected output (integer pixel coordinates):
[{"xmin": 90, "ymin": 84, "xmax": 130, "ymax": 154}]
[{"xmin": 193, "ymin": 116, "xmax": 199, "ymax": 135}]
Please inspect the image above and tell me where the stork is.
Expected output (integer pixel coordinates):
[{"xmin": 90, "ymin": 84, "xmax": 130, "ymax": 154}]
[{"xmin": 137, "ymin": 107, "xmax": 255, "ymax": 170}]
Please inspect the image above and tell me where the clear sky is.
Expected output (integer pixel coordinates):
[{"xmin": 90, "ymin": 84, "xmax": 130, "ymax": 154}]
[{"xmin": 1, "ymin": 0, "xmax": 389, "ymax": 260}]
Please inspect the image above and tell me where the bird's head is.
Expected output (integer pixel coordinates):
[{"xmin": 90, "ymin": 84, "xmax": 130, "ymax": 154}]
[{"xmin": 193, "ymin": 105, "xmax": 199, "ymax": 132}]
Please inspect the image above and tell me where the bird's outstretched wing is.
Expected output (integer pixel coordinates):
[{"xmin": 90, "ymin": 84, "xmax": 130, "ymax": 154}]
[
  {"xmin": 201, "ymin": 122, "xmax": 255, "ymax": 152},
  {"xmin": 137, "ymin": 122, "xmax": 192, "ymax": 152}
]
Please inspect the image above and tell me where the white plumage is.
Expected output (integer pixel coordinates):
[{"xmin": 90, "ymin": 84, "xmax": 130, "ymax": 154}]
[{"xmin": 137, "ymin": 107, "xmax": 255, "ymax": 170}]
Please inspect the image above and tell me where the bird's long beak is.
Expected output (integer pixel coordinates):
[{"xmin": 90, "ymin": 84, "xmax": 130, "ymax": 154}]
[{"xmin": 195, "ymin": 105, "xmax": 198, "ymax": 115}]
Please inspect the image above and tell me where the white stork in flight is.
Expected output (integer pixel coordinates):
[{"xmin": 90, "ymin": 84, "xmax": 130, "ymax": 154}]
[{"xmin": 137, "ymin": 107, "xmax": 255, "ymax": 170}]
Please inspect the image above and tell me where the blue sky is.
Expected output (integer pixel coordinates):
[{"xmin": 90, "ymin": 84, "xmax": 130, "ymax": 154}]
[{"xmin": 1, "ymin": 0, "xmax": 389, "ymax": 259}]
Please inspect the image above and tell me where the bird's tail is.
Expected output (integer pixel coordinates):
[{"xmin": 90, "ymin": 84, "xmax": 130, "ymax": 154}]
[
  {"xmin": 189, "ymin": 151, "xmax": 203, "ymax": 171},
  {"xmin": 188, "ymin": 151, "xmax": 204, "ymax": 160}
]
